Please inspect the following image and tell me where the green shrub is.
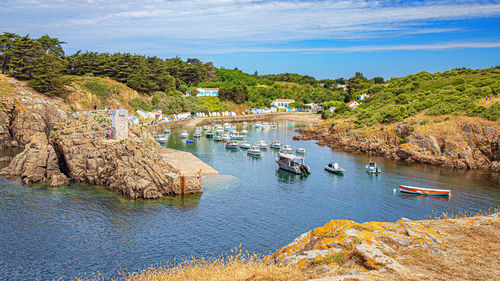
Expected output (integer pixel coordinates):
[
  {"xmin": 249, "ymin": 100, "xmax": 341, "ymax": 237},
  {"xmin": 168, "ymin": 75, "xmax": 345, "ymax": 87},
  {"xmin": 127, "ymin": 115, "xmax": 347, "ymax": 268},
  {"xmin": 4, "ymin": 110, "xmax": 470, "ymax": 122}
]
[
  {"xmin": 434, "ymin": 119, "xmax": 441, "ymax": 123},
  {"xmin": 321, "ymin": 110, "xmax": 333, "ymax": 119},
  {"xmin": 444, "ymin": 116, "xmax": 450, "ymax": 121},
  {"xmin": 129, "ymin": 97, "xmax": 152, "ymax": 111},
  {"xmin": 421, "ymin": 118, "xmax": 429, "ymax": 125},
  {"xmin": 481, "ymin": 102, "xmax": 500, "ymax": 121}
]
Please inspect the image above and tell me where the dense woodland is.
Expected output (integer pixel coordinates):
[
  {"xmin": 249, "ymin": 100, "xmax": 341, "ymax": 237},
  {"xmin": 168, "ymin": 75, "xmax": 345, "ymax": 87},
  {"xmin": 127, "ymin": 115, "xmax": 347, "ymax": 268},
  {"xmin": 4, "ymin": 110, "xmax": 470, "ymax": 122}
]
[{"xmin": 1, "ymin": 32, "xmax": 498, "ymax": 121}]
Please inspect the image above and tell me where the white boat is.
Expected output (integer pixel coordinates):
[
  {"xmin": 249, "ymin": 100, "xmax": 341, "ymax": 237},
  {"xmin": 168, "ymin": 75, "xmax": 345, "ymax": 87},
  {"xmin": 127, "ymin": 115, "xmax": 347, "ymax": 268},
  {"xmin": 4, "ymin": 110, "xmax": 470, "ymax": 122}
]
[
  {"xmin": 261, "ymin": 122, "xmax": 270, "ymax": 129},
  {"xmin": 270, "ymin": 141, "xmax": 281, "ymax": 149},
  {"xmin": 216, "ymin": 128, "xmax": 224, "ymax": 134},
  {"xmin": 324, "ymin": 162, "xmax": 345, "ymax": 174},
  {"xmin": 247, "ymin": 146, "xmax": 262, "ymax": 157},
  {"xmin": 193, "ymin": 130, "xmax": 202, "ymax": 138},
  {"xmin": 284, "ymin": 145, "xmax": 293, "ymax": 153},
  {"xmin": 164, "ymin": 128, "xmax": 171, "ymax": 134},
  {"xmin": 296, "ymin": 147, "xmax": 306, "ymax": 154},
  {"xmin": 222, "ymin": 134, "xmax": 231, "ymax": 141},
  {"xmin": 225, "ymin": 140, "xmax": 239, "ymax": 150},
  {"xmin": 257, "ymin": 140, "xmax": 268, "ymax": 149},
  {"xmin": 276, "ymin": 152, "xmax": 311, "ymax": 175},
  {"xmin": 239, "ymin": 141, "xmax": 251, "ymax": 149},
  {"xmin": 366, "ymin": 162, "xmax": 382, "ymax": 174},
  {"xmin": 203, "ymin": 125, "xmax": 209, "ymax": 131},
  {"xmin": 214, "ymin": 135, "xmax": 223, "ymax": 142},
  {"xmin": 255, "ymin": 123, "xmax": 262, "ymax": 128},
  {"xmin": 270, "ymin": 123, "xmax": 278, "ymax": 128},
  {"xmin": 180, "ymin": 130, "xmax": 189, "ymax": 138},
  {"xmin": 240, "ymin": 129, "xmax": 248, "ymax": 135},
  {"xmin": 242, "ymin": 121, "xmax": 248, "ymax": 126},
  {"xmin": 156, "ymin": 134, "xmax": 168, "ymax": 143}
]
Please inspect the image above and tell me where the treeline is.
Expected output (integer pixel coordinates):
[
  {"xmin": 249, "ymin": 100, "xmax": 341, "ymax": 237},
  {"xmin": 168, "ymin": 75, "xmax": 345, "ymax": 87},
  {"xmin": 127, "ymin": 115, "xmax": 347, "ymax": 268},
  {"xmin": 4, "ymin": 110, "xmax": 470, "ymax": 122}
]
[
  {"xmin": 0, "ymin": 32, "xmax": 216, "ymax": 96},
  {"xmin": 334, "ymin": 68, "xmax": 500, "ymax": 126}
]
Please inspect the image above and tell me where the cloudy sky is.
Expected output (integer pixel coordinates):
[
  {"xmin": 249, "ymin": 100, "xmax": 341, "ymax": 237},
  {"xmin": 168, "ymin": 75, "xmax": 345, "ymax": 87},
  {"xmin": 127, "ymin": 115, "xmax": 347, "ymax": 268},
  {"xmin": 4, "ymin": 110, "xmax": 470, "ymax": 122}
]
[{"xmin": 1, "ymin": 0, "xmax": 499, "ymax": 79}]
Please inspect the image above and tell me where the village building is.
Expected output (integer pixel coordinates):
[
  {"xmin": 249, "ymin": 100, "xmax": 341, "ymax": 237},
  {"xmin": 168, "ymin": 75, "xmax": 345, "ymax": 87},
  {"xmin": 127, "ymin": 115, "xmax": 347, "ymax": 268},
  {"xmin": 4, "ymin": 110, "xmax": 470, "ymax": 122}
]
[
  {"xmin": 346, "ymin": 100, "xmax": 360, "ymax": 110},
  {"xmin": 271, "ymin": 99, "xmax": 295, "ymax": 109},
  {"xmin": 186, "ymin": 88, "xmax": 219, "ymax": 97},
  {"xmin": 112, "ymin": 109, "xmax": 128, "ymax": 140},
  {"xmin": 337, "ymin": 84, "xmax": 348, "ymax": 91}
]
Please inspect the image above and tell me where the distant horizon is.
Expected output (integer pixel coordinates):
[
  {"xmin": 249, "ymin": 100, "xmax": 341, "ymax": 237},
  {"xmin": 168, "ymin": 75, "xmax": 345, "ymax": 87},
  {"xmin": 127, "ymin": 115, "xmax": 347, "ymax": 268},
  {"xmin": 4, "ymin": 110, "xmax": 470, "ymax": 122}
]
[{"xmin": 2, "ymin": 0, "xmax": 499, "ymax": 80}]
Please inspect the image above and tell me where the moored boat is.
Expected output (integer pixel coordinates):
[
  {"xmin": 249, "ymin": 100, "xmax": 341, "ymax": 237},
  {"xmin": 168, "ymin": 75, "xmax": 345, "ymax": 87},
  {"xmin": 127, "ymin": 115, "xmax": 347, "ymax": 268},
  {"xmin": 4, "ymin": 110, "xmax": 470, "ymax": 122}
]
[
  {"xmin": 222, "ymin": 134, "xmax": 230, "ymax": 141},
  {"xmin": 270, "ymin": 140, "xmax": 281, "ymax": 149},
  {"xmin": 257, "ymin": 140, "xmax": 268, "ymax": 149},
  {"xmin": 225, "ymin": 140, "xmax": 239, "ymax": 150},
  {"xmin": 284, "ymin": 145, "xmax": 293, "ymax": 153},
  {"xmin": 240, "ymin": 129, "xmax": 248, "ymax": 135},
  {"xmin": 239, "ymin": 141, "xmax": 251, "ymax": 149},
  {"xmin": 214, "ymin": 135, "xmax": 223, "ymax": 142},
  {"xmin": 247, "ymin": 146, "xmax": 262, "ymax": 157},
  {"xmin": 164, "ymin": 128, "xmax": 171, "ymax": 134},
  {"xmin": 180, "ymin": 130, "xmax": 189, "ymax": 138},
  {"xmin": 205, "ymin": 131, "xmax": 214, "ymax": 138},
  {"xmin": 186, "ymin": 140, "xmax": 194, "ymax": 144},
  {"xmin": 366, "ymin": 162, "xmax": 382, "ymax": 174},
  {"xmin": 156, "ymin": 134, "xmax": 167, "ymax": 143},
  {"xmin": 324, "ymin": 162, "xmax": 345, "ymax": 174},
  {"xmin": 296, "ymin": 147, "xmax": 306, "ymax": 154},
  {"xmin": 398, "ymin": 184, "xmax": 451, "ymax": 196},
  {"xmin": 193, "ymin": 130, "xmax": 202, "ymax": 138},
  {"xmin": 276, "ymin": 152, "xmax": 311, "ymax": 175}
]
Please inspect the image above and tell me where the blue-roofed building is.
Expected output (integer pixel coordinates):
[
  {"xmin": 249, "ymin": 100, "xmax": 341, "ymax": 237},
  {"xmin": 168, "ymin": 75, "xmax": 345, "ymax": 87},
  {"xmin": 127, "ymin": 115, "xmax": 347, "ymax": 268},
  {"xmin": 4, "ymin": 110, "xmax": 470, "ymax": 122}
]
[{"xmin": 186, "ymin": 88, "xmax": 219, "ymax": 97}]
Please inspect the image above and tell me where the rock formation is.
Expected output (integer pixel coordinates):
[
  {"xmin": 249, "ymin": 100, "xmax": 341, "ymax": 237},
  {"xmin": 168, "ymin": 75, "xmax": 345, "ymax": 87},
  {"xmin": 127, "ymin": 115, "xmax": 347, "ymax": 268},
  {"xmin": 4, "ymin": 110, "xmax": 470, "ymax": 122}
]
[{"xmin": 296, "ymin": 120, "xmax": 500, "ymax": 171}]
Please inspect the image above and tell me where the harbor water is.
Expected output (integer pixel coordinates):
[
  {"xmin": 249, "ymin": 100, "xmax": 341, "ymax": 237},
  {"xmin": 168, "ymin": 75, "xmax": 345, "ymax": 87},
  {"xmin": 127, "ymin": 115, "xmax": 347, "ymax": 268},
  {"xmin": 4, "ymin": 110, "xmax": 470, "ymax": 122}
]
[{"xmin": 0, "ymin": 121, "xmax": 498, "ymax": 280}]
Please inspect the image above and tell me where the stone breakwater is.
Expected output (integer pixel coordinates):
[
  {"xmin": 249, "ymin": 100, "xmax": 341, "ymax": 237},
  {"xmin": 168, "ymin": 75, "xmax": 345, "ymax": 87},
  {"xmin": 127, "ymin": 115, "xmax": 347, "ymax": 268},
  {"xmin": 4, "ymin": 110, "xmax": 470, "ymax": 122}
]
[
  {"xmin": 0, "ymin": 79, "xmax": 203, "ymax": 199},
  {"xmin": 295, "ymin": 121, "xmax": 500, "ymax": 171},
  {"xmin": 271, "ymin": 213, "xmax": 500, "ymax": 280}
]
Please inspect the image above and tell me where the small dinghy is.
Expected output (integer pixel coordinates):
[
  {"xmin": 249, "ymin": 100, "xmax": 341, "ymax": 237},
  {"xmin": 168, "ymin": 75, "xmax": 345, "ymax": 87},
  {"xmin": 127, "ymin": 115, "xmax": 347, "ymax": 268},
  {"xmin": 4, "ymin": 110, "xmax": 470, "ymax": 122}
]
[
  {"xmin": 324, "ymin": 162, "xmax": 345, "ymax": 174},
  {"xmin": 225, "ymin": 140, "xmax": 239, "ymax": 150},
  {"xmin": 284, "ymin": 145, "xmax": 293, "ymax": 153},
  {"xmin": 214, "ymin": 135, "xmax": 223, "ymax": 142},
  {"xmin": 270, "ymin": 141, "xmax": 281, "ymax": 149},
  {"xmin": 366, "ymin": 162, "xmax": 382, "ymax": 174},
  {"xmin": 398, "ymin": 185, "xmax": 451, "ymax": 196},
  {"xmin": 296, "ymin": 147, "xmax": 306, "ymax": 154},
  {"xmin": 257, "ymin": 140, "xmax": 268, "ymax": 150},
  {"xmin": 239, "ymin": 141, "xmax": 251, "ymax": 149},
  {"xmin": 186, "ymin": 140, "xmax": 194, "ymax": 144}
]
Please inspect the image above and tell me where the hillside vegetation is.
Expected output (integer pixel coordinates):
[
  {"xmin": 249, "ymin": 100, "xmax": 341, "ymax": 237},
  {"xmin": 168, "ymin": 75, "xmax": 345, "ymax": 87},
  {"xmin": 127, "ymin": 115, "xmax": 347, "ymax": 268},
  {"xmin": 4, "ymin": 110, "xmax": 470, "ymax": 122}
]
[{"xmin": 334, "ymin": 67, "xmax": 500, "ymax": 127}]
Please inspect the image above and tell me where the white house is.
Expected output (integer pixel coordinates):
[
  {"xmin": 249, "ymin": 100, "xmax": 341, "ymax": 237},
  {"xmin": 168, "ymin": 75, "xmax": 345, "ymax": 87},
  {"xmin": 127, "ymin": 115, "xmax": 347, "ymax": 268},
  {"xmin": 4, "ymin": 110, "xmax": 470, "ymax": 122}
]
[
  {"xmin": 186, "ymin": 88, "xmax": 219, "ymax": 97},
  {"xmin": 337, "ymin": 84, "xmax": 348, "ymax": 91},
  {"xmin": 358, "ymin": 93, "xmax": 369, "ymax": 100},
  {"xmin": 346, "ymin": 100, "xmax": 360, "ymax": 110},
  {"xmin": 271, "ymin": 99, "xmax": 295, "ymax": 109}
]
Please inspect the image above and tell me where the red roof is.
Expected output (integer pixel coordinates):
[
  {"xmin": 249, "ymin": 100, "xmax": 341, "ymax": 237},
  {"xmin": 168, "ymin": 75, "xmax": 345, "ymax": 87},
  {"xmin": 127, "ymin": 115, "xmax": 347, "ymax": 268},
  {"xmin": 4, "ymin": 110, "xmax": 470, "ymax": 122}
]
[
  {"xmin": 346, "ymin": 100, "xmax": 358, "ymax": 106},
  {"xmin": 274, "ymin": 99, "xmax": 295, "ymax": 103}
]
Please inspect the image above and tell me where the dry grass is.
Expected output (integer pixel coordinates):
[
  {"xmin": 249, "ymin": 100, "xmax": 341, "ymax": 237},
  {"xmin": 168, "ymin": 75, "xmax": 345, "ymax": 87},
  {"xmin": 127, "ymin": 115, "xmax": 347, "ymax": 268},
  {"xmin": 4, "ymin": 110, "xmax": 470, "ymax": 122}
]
[{"xmin": 76, "ymin": 250, "xmax": 310, "ymax": 281}]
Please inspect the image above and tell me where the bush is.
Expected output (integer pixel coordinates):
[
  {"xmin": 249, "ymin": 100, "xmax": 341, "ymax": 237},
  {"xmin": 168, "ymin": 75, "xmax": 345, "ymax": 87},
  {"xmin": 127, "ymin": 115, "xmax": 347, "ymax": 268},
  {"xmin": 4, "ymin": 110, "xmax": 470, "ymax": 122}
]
[
  {"xmin": 481, "ymin": 102, "xmax": 500, "ymax": 121},
  {"xmin": 434, "ymin": 119, "xmax": 441, "ymax": 123},
  {"xmin": 321, "ymin": 110, "xmax": 333, "ymax": 119},
  {"xmin": 421, "ymin": 118, "xmax": 429, "ymax": 125},
  {"xmin": 129, "ymin": 97, "xmax": 152, "ymax": 111}
]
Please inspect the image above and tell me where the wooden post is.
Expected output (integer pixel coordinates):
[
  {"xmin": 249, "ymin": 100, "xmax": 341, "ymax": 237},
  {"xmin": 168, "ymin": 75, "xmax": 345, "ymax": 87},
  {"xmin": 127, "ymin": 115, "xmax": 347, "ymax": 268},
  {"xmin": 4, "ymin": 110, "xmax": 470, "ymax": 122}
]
[{"xmin": 180, "ymin": 176, "xmax": 185, "ymax": 195}]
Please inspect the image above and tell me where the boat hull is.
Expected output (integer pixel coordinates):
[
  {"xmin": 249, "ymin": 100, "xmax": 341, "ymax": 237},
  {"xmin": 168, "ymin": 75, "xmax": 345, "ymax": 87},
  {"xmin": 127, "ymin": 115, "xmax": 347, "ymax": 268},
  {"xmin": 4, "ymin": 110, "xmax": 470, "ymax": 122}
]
[
  {"xmin": 399, "ymin": 185, "xmax": 451, "ymax": 196},
  {"xmin": 324, "ymin": 166, "xmax": 344, "ymax": 174}
]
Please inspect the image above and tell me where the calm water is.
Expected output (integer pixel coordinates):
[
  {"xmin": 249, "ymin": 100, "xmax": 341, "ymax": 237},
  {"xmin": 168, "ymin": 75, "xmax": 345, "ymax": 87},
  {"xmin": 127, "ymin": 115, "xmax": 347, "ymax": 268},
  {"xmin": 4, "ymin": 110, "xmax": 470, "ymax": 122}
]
[{"xmin": 0, "ymin": 121, "xmax": 499, "ymax": 280}]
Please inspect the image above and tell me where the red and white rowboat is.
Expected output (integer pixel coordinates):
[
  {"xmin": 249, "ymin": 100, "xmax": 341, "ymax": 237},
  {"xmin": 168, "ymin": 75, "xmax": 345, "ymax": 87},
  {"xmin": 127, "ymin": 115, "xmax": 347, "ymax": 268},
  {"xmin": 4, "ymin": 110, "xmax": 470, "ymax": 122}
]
[{"xmin": 398, "ymin": 184, "xmax": 451, "ymax": 196}]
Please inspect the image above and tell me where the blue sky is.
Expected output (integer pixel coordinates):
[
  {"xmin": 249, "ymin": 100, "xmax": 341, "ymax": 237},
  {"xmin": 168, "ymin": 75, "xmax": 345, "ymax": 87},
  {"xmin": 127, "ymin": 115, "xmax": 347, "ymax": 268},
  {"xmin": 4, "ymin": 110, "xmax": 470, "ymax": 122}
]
[{"xmin": 1, "ymin": 0, "xmax": 499, "ymax": 79}]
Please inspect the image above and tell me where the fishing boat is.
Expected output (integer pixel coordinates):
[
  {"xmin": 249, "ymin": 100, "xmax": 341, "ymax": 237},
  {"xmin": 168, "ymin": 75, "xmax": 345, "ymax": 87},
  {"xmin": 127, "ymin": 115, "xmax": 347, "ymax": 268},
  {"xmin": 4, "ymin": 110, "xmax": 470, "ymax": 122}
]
[
  {"xmin": 222, "ymin": 134, "xmax": 231, "ymax": 141},
  {"xmin": 296, "ymin": 147, "xmax": 306, "ymax": 154},
  {"xmin": 156, "ymin": 134, "xmax": 167, "ymax": 143},
  {"xmin": 239, "ymin": 141, "xmax": 251, "ymax": 149},
  {"xmin": 398, "ymin": 184, "xmax": 451, "ymax": 196},
  {"xmin": 240, "ymin": 129, "xmax": 248, "ymax": 135},
  {"xmin": 225, "ymin": 140, "xmax": 239, "ymax": 150},
  {"xmin": 230, "ymin": 132, "xmax": 245, "ymax": 140},
  {"xmin": 164, "ymin": 128, "xmax": 171, "ymax": 134},
  {"xmin": 324, "ymin": 162, "xmax": 345, "ymax": 174},
  {"xmin": 205, "ymin": 131, "xmax": 214, "ymax": 138},
  {"xmin": 180, "ymin": 130, "xmax": 189, "ymax": 138},
  {"xmin": 257, "ymin": 140, "xmax": 268, "ymax": 149},
  {"xmin": 284, "ymin": 145, "xmax": 293, "ymax": 153},
  {"xmin": 247, "ymin": 146, "xmax": 262, "ymax": 157},
  {"xmin": 276, "ymin": 152, "xmax": 311, "ymax": 175},
  {"xmin": 366, "ymin": 162, "xmax": 382, "ymax": 174},
  {"xmin": 193, "ymin": 130, "xmax": 202, "ymax": 138},
  {"xmin": 214, "ymin": 135, "xmax": 223, "ymax": 142},
  {"xmin": 270, "ymin": 140, "xmax": 281, "ymax": 149}
]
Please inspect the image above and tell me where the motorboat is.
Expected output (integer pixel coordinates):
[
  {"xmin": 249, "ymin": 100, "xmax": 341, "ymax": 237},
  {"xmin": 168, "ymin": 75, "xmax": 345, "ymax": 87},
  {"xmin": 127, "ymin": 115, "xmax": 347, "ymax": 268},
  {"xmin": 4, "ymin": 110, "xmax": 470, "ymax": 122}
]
[
  {"xmin": 186, "ymin": 140, "xmax": 194, "ymax": 144},
  {"xmin": 284, "ymin": 145, "xmax": 293, "ymax": 153},
  {"xmin": 270, "ymin": 123, "xmax": 278, "ymax": 128},
  {"xmin": 296, "ymin": 147, "xmax": 306, "ymax": 154},
  {"xmin": 225, "ymin": 140, "xmax": 239, "ymax": 150},
  {"xmin": 270, "ymin": 141, "xmax": 282, "ymax": 149},
  {"xmin": 276, "ymin": 152, "xmax": 311, "ymax": 175},
  {"xmin": 247, "ymin": 146, "xmax": 262, "ymax": 157},
  {"xmin": 257, "ymin": 140, "xmax": 268, "ymax": 149},
  {"xmin": 205, "ymin": 131, "xmax": 214, "ymax": 138},
  {"xmin": 164, "ymin": 128, "xmax": 171, "ymax": 134},
  {"xmin": 222, "ymin": 134, "xmax": 231, "ymax": 141},
  {"xmin": 193, "ymin": 130, "xmax": 202, "ymax": 138},
  {"xmin": 239, "ymin": 141, "xmax": 251, "ymax": 149},
  {"xmin": 366, "ymin": 162, "xmax": 382, "ymax": 174},
  {"xmin": 230, "ymin": 132, "xmax": 245, "ymax": 140},
  {"xmin": 216, "ymin": 127, "xmax": 224, "ymax": 134},
  {"xmin": 203, "ymin": 125, "xmax": 210, "ymax": 131},
  {"xmin": 214, "ymin": 135, "xmax": 223, "ymax": 142},
  {"xmin": 242, "ymin": 121, "xmax": 248, "ymax": 126},
  {"xmin": 156, "ymin": 134, "xmax": 167, "ymax": 143},
  {"xmin": 180, "ymin": 130, "xmax": 189, "ymax": 138},
  {"xmin": 240, "ymin": 129, "xmax": 248, "ymax": 135},
  {"xmin": 398, "ymin": 184, "xmax": 451, "ymax": 196},
  {"xmin": 255, "ymin": 123, "xmax": 262, "ymax": 128},
  {"xmin": 261, "ymin": 122, "xmax": 270, "ymax": 129},
  {"xmin": 324, "ymin": 162, "xmax": 345, "ymax": 174}
]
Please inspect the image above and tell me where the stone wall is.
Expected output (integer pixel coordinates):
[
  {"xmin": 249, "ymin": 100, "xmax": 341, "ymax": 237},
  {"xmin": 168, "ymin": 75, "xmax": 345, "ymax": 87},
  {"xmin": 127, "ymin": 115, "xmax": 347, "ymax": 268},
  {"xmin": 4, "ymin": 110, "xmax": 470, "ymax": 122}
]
[{"xmin": 112, "ymin": 109, "xmax": 129, "ymax": 140}]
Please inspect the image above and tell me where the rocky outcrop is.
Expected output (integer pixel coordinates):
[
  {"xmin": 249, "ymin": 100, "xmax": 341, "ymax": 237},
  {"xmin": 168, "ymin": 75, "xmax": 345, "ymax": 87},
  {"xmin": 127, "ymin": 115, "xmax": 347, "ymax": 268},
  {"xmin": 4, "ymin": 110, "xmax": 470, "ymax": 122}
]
[
  {"xmin": 0, "ymin": 132, "xmax": 68, "ymax": 186},
  {"xmin": 271, "ymin": 214, "xmax": 500, "ymax": 280},
  {"xmin": 296, "ymin": 121, "xmax": 500, "ymax": 171}
]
